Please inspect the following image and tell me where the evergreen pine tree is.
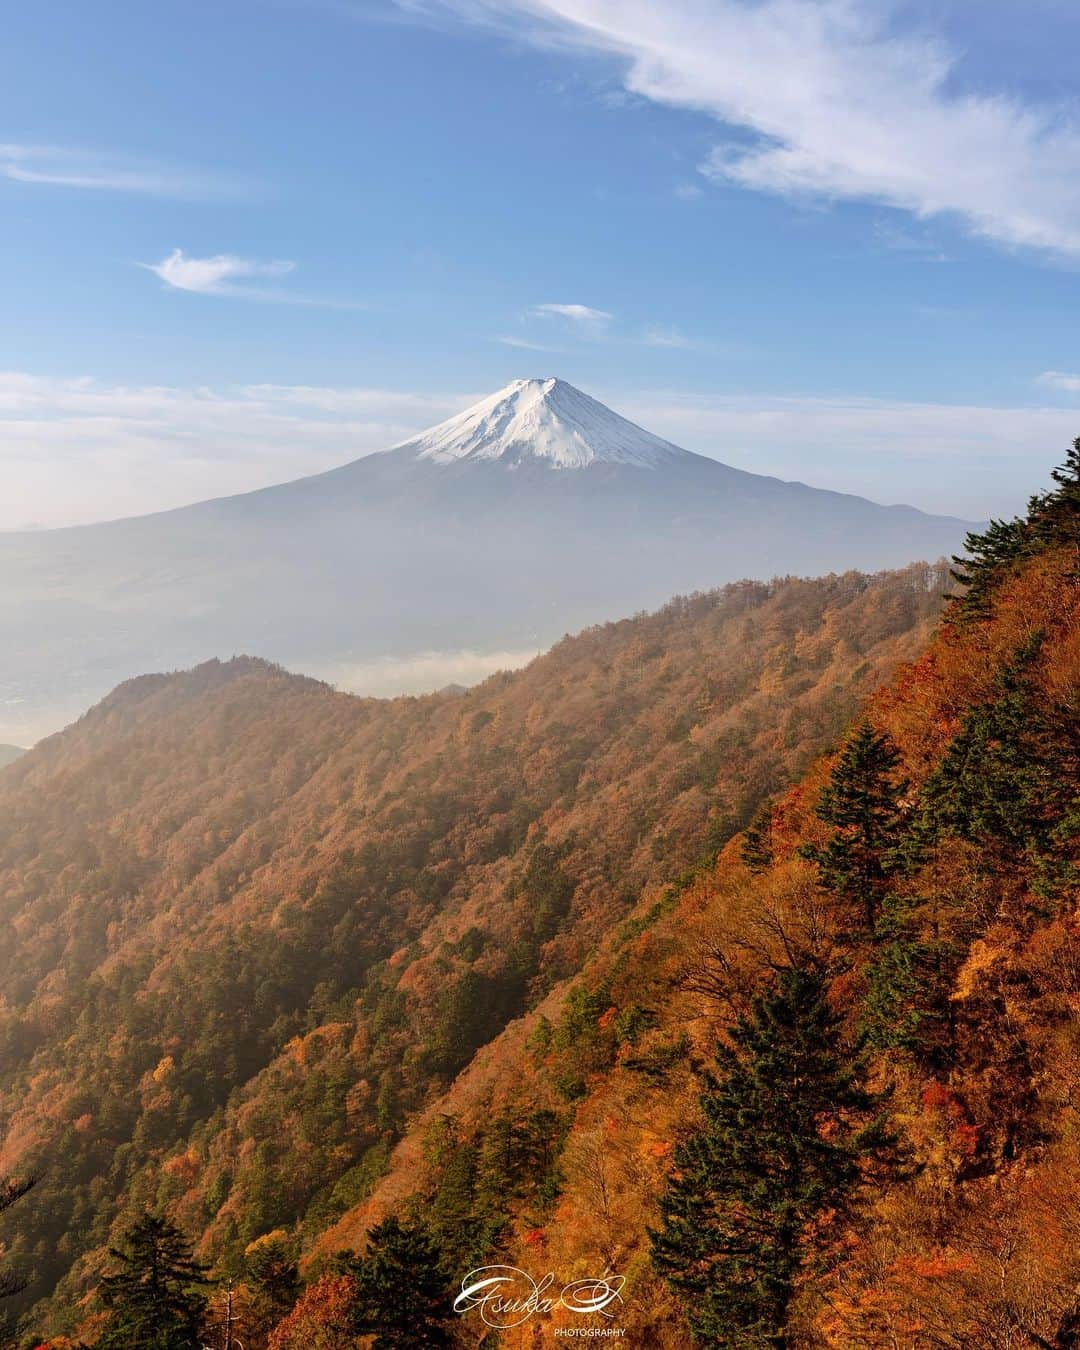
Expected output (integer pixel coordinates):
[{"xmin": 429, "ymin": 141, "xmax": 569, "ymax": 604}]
[
  {"xmin": 949, "ymin": 517, "xmax": 1032, "ymax": 617},
  {"xmin": 650, "ymin": 966, "xmax": 889, "ymax": 1348},
  {"xmin": 922, "ymin": 637, "xmax": 1067, "ymax": 858},
  {"xmin": 349, "ymin": 1215, "xmax": 454, "ymax": 1348},
  {"xmin": 740, "ymin": 800, "xmax": 775, "ymax": 874},
  {"xmin": 96, "ymin": 1214, "xmax": 208, "ymax": 1350},
  {"xmin": 1028, "ymin": 435, "xmax": 1080, "ymax": 549},
  {"xmin": 0, "ymin": 1175, "xmax": 34, "ymax": 1300},
  {"xmin": 858, "ymin": 892, "xmax": 955, "ymax": 1060},
  {"xmin": 950, "ymin": 436, "xmax": 1079, "ymax": 617},
  {"xmin": 244, "ymin": 1229, "xmax": 299, "ymax": 1324},
  {"xmin": 801, "ymin": 723, "xmax": 907, "ymax": 929}
]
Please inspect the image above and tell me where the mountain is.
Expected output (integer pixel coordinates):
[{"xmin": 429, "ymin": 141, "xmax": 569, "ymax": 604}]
[
  {"xmin": 398, "ymin": 376, "xmax": 685, "ymax": 468},
  {"xmin": 295, "ymin": 448, "xmax": 1080, "ymax": 1349},
  {"xmin": 0, "ymin": 560, "xmax": 952, "ymax": 1342},
  {"xmin": 0, "ymin": 746, "xmax": 23, "ymax": 769},
  {"xmin": 0, "ymin": 377, "xmax": 972, "ymax": 743}
]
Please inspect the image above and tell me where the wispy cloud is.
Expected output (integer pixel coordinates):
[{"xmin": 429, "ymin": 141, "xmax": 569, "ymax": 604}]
[
  {"xmin": 529, "ymin": 301, "xmax": 613, "ymax": 329},
  {"xmin": 410, "ymin": 1, "xmax": 1080, "ymax": 261},
  {"xmin": 0, "ymin": 143, "xmax": 245, "ymax": 199},
  {"xmin": 497, "ymin": 334, "xmax": 565, "ymax": 352},
  {"xmin": 873, "ymin": 219, "xmax": 949, "ymax": 263},
  {"xmin": 1038, "ymin": 370, "xmax": 1080, "ymax": 393},
  {"xmin": 641, "ymin": 325, "xmax": 697, "ymax": 350},
  {"xmin": 518, "ymin": 308, "xmax": 715, "ymax": 353},
  {"xmin": 139, "ymin": 248, "xmax": 361, "ymax": 307},
  {"xmin": 142, "ymin": 248, "xmax": 296, "ymax": 296}
]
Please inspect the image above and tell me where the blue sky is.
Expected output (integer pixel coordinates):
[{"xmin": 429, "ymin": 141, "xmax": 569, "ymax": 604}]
[{"xmin": 4, "ymin": 0, "xmax": 1080, "ymax": 526}]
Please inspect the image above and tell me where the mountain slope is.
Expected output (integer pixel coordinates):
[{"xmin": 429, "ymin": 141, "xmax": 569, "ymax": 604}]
[
  {"xmin": 0, "ymin": 563, "xmax": 950, "ymax": 1341},
  {"xmin": 301, "ymin": 450, "xmax": 1079, "ymax": 1349},
  {"xmin": 0, "ymin": 378, "xmax": 971, "ymax": 743}
]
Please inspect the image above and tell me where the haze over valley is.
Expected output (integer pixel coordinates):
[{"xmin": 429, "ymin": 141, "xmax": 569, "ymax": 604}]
[
  {"xmin": 0, "ymin": 378, "xmax": 971, "ymax": 744},
  {"xmin": 3, "ymin": 3, "xmax": 1080, "ymax": 1346}
]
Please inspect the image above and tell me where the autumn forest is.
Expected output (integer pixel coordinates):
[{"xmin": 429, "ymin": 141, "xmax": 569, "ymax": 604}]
[{"xmin": 0, "ymin": 446, "xmax": 1077, "ymax": 1348}]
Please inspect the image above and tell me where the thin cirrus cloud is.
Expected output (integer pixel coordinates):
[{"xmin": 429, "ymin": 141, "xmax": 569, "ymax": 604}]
[
  {"xmin": 410, "ymin": 0, "xmax": 1080, "ymax": 261},
  {"xmin": 139, "ymin": 248, "xmax": 361, "ymax": 308},
  {"xmin": 497, "ymin": 335, "xmax": 566, "ymax": 352},
  {"xmin": 512, "ymin": 311, "xmax": 707, "ymax": 351},
  {"xmin": 1038, "ymin": 371, "xmax": 1080, "ymax": 393},
  {"xmin": 872, "ymin": 220, "xmax": 949, "ymax": 263},
  {"xmin": 641, "ymin": 325, "xmax": 696, "ymax": 350},
  {"xmin": 0, "ymin": 143, "xmax": 244, "ymax": 198},
  {"xmin": 529, "ymin": 302, "xmax": 613, "ymax": 327}
]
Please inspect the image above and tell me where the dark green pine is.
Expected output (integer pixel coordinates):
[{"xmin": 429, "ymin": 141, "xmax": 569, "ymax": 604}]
[
  {"xmin": 740, "ymin": 800, "xmax": 775, "ymax": 874},
  {"xmin": 801, "ymin": 722, "xmax": 907, "ymax": 929},
  {"xmin": 650, "ymin": 966, "xmax": 889, "ymax": 1348},
  {"xmin": 96, "ymin": 1214, "xmax": 208, "ymax": 1350},
  {"xmin": 950, "ymin": 435, "xmax": 1079, "ymax": 617},
  {"xmin": 349, "ymin": 1215, "xmax": 455, "ymax": 1348}
]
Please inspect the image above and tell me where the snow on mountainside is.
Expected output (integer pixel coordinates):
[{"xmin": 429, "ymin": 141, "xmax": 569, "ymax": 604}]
[{"xmin": 395, "ymin": 377, "xmax": 686, "ymax": 469}]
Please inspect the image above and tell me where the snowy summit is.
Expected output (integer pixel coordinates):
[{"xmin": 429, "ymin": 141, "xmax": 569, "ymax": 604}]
[{"xmin": 393, "ymin": 377, "xmax": 687, "ymax": 470}]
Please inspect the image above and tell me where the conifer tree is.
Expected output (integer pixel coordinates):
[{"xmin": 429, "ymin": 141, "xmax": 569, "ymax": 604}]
[
  {"xmin": 858, "ymin": 891, "xmax": 954, "ymax": 1059},
  {"xmin": 349, "ymin": 1215, "xmax": 454, "ymax": 1348},
  {"xmin": 0, "ymin": 1175, "xmax": 34, "ymax": 1300},
  {"xmin": 951, "ymin": 435, "xmax": 1079, "ymax": 617},
  {"xmin": 949, "ymin": 517, "xmax": 1032, "ymax": 617},
  {"xmin": 740, "ymin": 800, "xmax": 775, "ymax": 874},
  {"xmin": 244, "ymin": 1229, "xmax": 299, "ymax": 1329},
  {"xmin": 1027, "ymin": 434, "xmax": 1080, "ymax": 549},
  {"xmin": 651, "ymin": 966, "xmax": 889, "ymax": 1348},
  {"xmin": 802, "ymin": 723, "xmax": 907, "ymax": 929},
  {"xmin": 96, "ymin": 1213, "xmax": 208, "ymax": 1349},
  {"xmin": 922, "ymin": 637, "xmax": 1066, "ymax": 861}
]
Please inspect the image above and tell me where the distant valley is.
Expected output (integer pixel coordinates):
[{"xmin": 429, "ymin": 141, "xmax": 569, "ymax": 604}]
[{"xmin": 0, "ymin": 561, "xmax": 950, "ymax": 1339}]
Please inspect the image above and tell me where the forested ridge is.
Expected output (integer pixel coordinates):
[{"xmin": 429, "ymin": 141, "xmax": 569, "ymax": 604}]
[
  {"xmin": 0, "ymin": 560, "xmax": 949, "ymax": 1344},
  {"xmin": 2, "ymin": 442, "xmax": 1076, "ymax": 1346},
  {"xmin": 306, "ymin": 448, "xmax": 1077, "ymax": 1348}
]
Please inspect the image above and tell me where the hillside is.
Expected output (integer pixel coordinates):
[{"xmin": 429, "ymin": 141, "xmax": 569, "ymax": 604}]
[
  {"xmin": 0, "ymin": 562, "xmax": 951, "ymax": 1343},
  {"xmin": 0, "ymin": 378, "xmax": 971, "ymax": 745},
  {"xmin": 283, "ymin": 447, "xmax": 1078, "ymax": 1348},
  {"xmin": 0, "ymin": 748, "xmax": 22, "ymax": 770}
]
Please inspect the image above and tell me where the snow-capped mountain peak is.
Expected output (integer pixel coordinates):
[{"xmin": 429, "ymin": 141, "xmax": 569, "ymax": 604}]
[{"xmin": 393, "ymin": 377, "xmax": 687, "ymax": 470}]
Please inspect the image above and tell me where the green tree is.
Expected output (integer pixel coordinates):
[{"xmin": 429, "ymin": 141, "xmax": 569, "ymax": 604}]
[
  {"xmin": 858, "ymin": 892, "xmax": 954, "ymax": 1060},
  {"xmin": 922, "ymin": 636, "xmax": 1072, "ymax": 868},
  {"xmin": 951, "ymin": 435, "xmax": 1080, "ymax": 617},
  {"xmin": 96, "ymin": 1214, "xmax": 208, "ymax": 1349},
  {"xmin": 802, "ymin": 723, "xmax": 907, "ymax": 929},
  {"xmin": 740, "ymin": 800, "xmax": 775, "ymax": 874},
  {"xmin": 244, "ymin": 1228, "xmax": 299, "ymax": 1319},
  {"xmin": 475, "ymin": 1107, "xmax": 565, "ymax": 1212},
  {"xmin": 428, "ymin": 969, "xmax": 510, "ymax": 1077},
  {"xmin": 0, "ymin": 1175, "xmax": 34, "ymax": 1300},
  {"xmin": 349, "ymin": 1215, "xmax": 454, "ymax": 1348},
  {"xmin": 949, "ymin": 516, "xmax": 1032, "ymax": 618},
  {"xmin": 419, "ymin": 1115, "xmax": 503, "ymax": 1266},
  {"xmin": 651, "ymin": 966, "xmax": 890, "ymax": 1348}
]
